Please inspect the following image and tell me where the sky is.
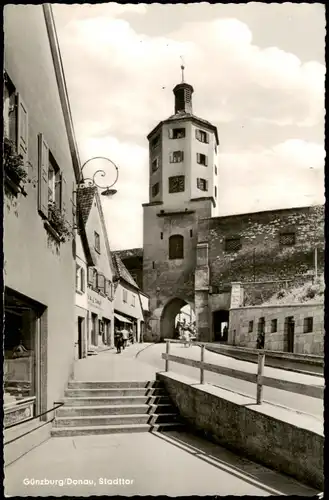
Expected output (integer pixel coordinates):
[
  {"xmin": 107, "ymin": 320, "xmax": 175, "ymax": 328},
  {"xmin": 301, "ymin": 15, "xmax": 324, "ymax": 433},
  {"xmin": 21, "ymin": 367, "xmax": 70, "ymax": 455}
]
[{"xmin": 53, "ymin": 2, "xmax": 325, "ymax": 251}]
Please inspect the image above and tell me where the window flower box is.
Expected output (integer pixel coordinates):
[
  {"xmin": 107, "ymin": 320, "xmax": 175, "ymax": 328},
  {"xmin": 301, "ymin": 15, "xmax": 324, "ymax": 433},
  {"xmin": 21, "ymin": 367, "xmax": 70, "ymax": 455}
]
[{"xmin": 47, "ymin": 201, "xmax": 72, "ymax": 243}]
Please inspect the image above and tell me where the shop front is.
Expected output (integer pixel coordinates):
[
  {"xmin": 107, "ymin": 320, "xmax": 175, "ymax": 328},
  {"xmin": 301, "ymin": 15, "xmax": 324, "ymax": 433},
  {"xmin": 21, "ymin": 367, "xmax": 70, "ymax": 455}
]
[
  {"xmin": 87, "ymin": 289, "xmax": 114, "ymax": 349},
  {"xmin": 4, "ymin": 287, "xmax": 45, "ymax": 428}
]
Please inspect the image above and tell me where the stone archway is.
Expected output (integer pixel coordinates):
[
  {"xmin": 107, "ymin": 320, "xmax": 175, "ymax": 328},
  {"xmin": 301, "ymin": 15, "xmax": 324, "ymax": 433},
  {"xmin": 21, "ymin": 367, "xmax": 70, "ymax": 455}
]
[{"xmin": 160, "ymin": 297, "xmax": 191, "ymax": 340}]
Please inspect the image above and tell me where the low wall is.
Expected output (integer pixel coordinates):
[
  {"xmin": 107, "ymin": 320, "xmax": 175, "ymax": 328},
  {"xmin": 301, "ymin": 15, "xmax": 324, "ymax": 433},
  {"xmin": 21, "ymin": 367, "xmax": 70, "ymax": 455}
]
[
  {"xmin": 229, "ymin": 303, "xmax": 324, "ymax": 355},
  {"xmin": 157, "ymin": 371, "xmax": 323, "ymax": 489}
]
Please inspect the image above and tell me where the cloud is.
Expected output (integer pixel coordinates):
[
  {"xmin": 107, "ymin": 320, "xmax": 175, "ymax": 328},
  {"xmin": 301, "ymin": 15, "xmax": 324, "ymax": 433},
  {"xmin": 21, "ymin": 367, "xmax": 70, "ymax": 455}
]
[{"xmin": 53, "ymin": 6, "xmax": 325, "ymax": 249}]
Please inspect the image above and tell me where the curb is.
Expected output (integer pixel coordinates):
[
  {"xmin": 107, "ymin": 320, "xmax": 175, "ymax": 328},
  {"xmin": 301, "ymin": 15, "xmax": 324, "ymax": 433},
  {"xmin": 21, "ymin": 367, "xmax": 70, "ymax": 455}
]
[{"xmin": 135, "ymin": 343, "xmax": 156, "ymax": 359}]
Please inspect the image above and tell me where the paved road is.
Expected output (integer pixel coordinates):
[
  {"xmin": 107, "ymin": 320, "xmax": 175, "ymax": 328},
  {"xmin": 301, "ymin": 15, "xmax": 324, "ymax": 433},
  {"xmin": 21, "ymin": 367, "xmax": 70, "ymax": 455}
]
[
  {"xmin": 137, "ymin": 343, "xmax": 324, "ymax": 420},
  {"xmin": 4, "ymin": 430, "xmax": 318, "ymax": 496}
]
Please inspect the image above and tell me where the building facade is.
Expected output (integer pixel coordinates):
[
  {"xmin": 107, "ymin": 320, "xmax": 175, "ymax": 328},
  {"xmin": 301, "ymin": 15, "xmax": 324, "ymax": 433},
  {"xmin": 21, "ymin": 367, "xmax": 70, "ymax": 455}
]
[
  {"xmin": 77, "ymin": 186, "xmax": 116, "ymax": 351},
  {"xmin": 4, "ymin": 4, "xmax": 81, "ymax": 462},
  {"xmin": 113, "ymin": 255, "xmax": 146, "ymax": 342},
  {"xmin": 142, "ymin": 78, "xmax": 219, "ymax": 341}
]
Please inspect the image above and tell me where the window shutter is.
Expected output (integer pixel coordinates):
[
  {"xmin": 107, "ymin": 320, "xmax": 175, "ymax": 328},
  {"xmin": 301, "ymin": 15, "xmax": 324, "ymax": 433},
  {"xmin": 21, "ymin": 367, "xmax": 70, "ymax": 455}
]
[
  {"xmin": 97, "ymin": 273, "xmax": 105, "ymax": 292},
  {"xmin": 80, "ymin": 268, "xmax": 85, "ymax": 292},
  {"xmin": 60, "ymin": 173, "xmax": 67, "ymax": 215},
  {"xmin": 205, "ymin": 180, "xmax": 209, "ymax": 191},
  {"xmin": 169, "ymin": 153, "xmax": 173, "ymax": 163},
  {"xmin": 93, "ymin": 270, "xmax": 97, "ymax": 289},
  {"xmin": 195, "ymin": 129, "xmax": 200, "ymax": 140},
  {"xmin": 38, "ymin": 133, "xmax": 49, "ymax": 219},
  {"xmin": 88, "ymin": 267, "xmax": 94, "ymax": 286},
  {"xmin": 168, "ymin": 129, "xmax": 173, "ymax": 139},
  {"xmin": 197, "ymin": 178, "xmax": 200, "ymax": 189},
  {"xmin": 197, "ymin": 153, "xmax": 200, "ymax": 164},
  {"xmin": 16, "ymin": 93, "xmax": 28, "ymax": 167},
  {"xmin": 205, "ymin": 155, "xmax": 208, "ymax": 167},
  {"xmin": 181, "ymin": 151, "xmax": 184, "ymax": 162},
  {"xmin": 205, "ymin": 132, "xmax": 209, "ymax": 144}
]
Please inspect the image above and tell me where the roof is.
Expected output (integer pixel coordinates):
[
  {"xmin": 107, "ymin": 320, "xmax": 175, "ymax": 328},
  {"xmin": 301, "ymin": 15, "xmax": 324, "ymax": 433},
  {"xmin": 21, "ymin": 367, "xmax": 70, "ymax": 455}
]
[
  {"xmin": 77, "ymin": 185, "xmax": 97, "ymax": 225},
  {"xmin": 113, "ymin": 254, "xmax": 140, "ymax": 289},
  {"xmin": 113, "ymin": 248, "xmax": 144, "ymax": 260}
]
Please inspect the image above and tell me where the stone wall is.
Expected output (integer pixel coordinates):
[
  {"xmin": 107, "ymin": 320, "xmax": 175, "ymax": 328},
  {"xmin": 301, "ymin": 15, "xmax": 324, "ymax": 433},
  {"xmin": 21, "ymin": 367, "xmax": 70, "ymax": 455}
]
[
  {"xmin": 229, "ymin": 303, "xmax": 324, "ymax": 355},
  {"xmin": 198, "ymin": 205, "xmax": 324, "ymax": 289},
  {"xmin": 158, "ymin": 371, "xmax": 323, "ymax": 489}
]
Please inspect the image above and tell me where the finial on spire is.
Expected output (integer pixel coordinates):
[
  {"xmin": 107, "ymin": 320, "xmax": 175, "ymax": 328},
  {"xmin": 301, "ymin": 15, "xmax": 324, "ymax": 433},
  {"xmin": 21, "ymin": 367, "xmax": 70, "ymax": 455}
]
[{"xmin": 180, "ymin": 55, "xmax": 185, "ymax": 83}]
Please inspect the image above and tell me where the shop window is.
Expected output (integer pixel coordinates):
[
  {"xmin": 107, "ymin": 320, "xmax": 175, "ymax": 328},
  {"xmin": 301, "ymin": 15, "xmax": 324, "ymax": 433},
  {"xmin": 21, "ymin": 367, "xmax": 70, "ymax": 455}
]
[
  {"xmin": 169, "ymin": 128, "xmax": 186, "ymax": 139},
  {"xmin": 224, "ymin": 237, "xmax": 242, "ymax": 252},
  {"xmin": 248, "ymin": 320, "xmax": 253, "ymax": 333},
  {"xmin": 94, "ymin": 231, "xmax": 100, "ymax": 253},
  {"xmin": 195, "ymin": 129, "xmax": 209, "ymax": 143},
  {"xmin": 304, "ymin": 317, "xmax": 313, "ymax": 333},
  {"xmin": 169, "ymin": 234, "xmax": 184, "ymax": 260},
  {"xmin": 279, "ymin": 231, "xmax": 296, "ymax": 246},
  {"xmin": 197, "ymin": 153, "xmax": 208, "ymax": 166},
  {"xmin": 123, "ymin": 289, "xmax": 128, "ymax": 303},
  {"xmin": 271, "ymin": 319, "xmax": 278, "ymax": 333},
  {"xmin": 197, "ymin": 178, "xmax": 208, "ymax": 191},
  {"xmin": 169, "ymin": 175, "xmax": 185, "ymax": 193},
  {"xmin": 169, "ymin": 151, "xmax": 184, "ymax": 163},
  {"xmin": 4, "ymin": 292, "xmax": 40, "ymax": 427},
  {"xmin": 152, "ymin": 182, "xmax": 160, "ymax": 197},
  {"xmin": 151, "ymin": 157, "xmax": 159, "ymax": 173}
]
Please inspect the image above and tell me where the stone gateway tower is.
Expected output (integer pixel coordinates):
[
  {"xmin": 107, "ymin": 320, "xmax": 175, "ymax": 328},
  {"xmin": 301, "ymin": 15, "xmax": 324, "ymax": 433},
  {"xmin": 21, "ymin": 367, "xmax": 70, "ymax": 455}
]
[{"xmin": 142, "ymin": 73, "xmax": 219, "ymax": 341}]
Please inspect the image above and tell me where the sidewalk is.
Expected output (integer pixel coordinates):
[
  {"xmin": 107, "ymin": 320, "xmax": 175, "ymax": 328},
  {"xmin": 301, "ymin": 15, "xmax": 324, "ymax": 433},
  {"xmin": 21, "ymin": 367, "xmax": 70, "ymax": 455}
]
[{"xmin": 73, "ymin": 343, "xmax": 157, "ymax": 382}]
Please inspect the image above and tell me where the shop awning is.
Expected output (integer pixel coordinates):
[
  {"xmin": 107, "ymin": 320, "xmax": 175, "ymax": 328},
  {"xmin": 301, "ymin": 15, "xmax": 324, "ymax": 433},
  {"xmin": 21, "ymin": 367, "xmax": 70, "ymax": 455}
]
[{"xmin": 114, "ymin": 313, "xmax": 132, "ymax": 324}]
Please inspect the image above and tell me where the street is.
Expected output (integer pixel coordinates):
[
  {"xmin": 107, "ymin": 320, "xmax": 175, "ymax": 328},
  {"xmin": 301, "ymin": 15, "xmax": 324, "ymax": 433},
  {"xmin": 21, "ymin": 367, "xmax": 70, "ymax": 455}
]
[{"xmin": 137, "ymin": 343, "xmax": 324, "ymax": 420}]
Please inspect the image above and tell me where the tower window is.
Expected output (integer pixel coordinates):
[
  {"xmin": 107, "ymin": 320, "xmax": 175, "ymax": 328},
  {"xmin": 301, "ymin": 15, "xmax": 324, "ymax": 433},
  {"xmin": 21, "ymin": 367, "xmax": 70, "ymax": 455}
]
[
  {"xmin": 169, "ymin": 128, "xmax": 186, "ymax": 139},
  {"xmin": 169, "ymin": 234, "xmax": 184, "ymax": 260},
  {"xmin": 214, "ymin": 186, "xmax": 217, "ymax": 198},
  {"xmin": 304, "ymin": 317, "xmax": 313, "ymax": 333},
  {"xmin": 94, "ymin": 231, "xmax": 100, "ymax": 253},
  {"xmin": 151, "ymin": 157, "xmax": 159, "ymax": 173},
  {"xmin": 224, "ymin": 237, "xmax": 242, "ymax": 252},
  {"xmin": 271, "ymin": 319, "xmax": 278, "ymax": 333},
  {"xmin": 169, "ymin": 151, "xmax": 184, "ymax": 163},
  {"xmin": 215, "ymin": 143, "xmax": 217, "ymax": 154},
  {"xmin": 161, "ymin": 232, "xmax": 163, "ymax": 240},
  {"xmin": 190, "ymin": 229, "xmax": 193, "ymax": 238},
  {"xmin": 197, "ymin": 178, "xmax": 208, "ymax": 192},
  {"xmin": 215, "ymin": 165, "xmax": 217, "ymax": 175},
  {"xmin": 150, "ymin": 135, "xmax": 160, "ymax": 150},
  {"xmin": 197, "ymin": 153, "xmax": 208, "ymax": 166},
  {"xmin": 152, "ymin": 182, "xmax": 160, "ymax": 197},
  {"xmin": 279, "ymin": 231, "xmax": 296, "ymax": 246},
  {"xmin": 195, "ymin": 129, "xmax": 209, "ymax": 143},
  {"xmin": 169, "ymin": 175, "xmax": 185, "ymax": 193}
]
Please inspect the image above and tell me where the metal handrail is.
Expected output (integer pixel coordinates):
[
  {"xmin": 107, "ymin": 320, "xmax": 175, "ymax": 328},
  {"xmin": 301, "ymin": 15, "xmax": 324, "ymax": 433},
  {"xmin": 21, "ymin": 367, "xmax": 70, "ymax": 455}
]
[{"xmin": 4, "ymin": 401, "xmax": 64, "ymax": 434}]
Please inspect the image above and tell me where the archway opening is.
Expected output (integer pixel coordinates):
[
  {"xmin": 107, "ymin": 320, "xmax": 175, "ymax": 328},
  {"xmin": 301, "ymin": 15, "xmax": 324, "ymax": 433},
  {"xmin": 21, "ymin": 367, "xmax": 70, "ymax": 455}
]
[
  {"xmin": 160, "ymin": 298, "xmax": 195, "ymax": 340},
  {"xmin": 213, "ymin": 310, "xmax": 229, "ymax": 342}
]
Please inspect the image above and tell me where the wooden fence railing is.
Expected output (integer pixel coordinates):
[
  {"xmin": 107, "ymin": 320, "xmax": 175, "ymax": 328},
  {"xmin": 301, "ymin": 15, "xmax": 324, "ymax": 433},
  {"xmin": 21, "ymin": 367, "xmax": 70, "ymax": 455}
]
[{"xmin": 162, "ymin": 339, "xmax": 323, "ymax": 404}]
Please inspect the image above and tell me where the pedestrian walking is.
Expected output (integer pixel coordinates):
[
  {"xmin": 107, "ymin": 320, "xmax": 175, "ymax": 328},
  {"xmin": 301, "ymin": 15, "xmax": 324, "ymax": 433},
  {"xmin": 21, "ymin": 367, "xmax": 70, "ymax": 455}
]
[
  {"xmin": 121, "ymin": 328, "xmax": 129, "ymax": 349},
  {"xmin": 114, "ymin": 328, "xmax": 123, "ymax": 354}
]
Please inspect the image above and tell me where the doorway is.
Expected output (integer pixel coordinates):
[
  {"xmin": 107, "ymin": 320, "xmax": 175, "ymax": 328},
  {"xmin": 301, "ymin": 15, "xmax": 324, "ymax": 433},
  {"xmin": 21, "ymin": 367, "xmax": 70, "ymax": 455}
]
[
  {"xmin": 213, "ymin": 310, "xmax": 229, "ymax": 341},
  {"xmin": 91, "ymin": 313, "xmax": 98, "ymax": 346},
  {"xmin": 76, "ymin": 317, "xmax": 84, "ymax": 359},
  {"xmin": 285, "ymin": 316, "xmax": 295, "ymax": 353}
]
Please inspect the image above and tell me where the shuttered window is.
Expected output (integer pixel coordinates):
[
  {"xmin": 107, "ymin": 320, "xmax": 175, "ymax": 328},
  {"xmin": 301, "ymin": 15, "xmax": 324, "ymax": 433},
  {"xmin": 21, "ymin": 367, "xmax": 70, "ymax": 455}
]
[
  {"xmin": 88, "ymin": 267, "xmax": 94, "ymax": 286},
  {"xmin": 169, "ymin": 151, "xmax": 184, "ymax": 163},
  {"xmin": 197, "ymin": 178, "xmax": 208, "ymax": 191},
  {"xmin": 97, "ymin": 273, "xmax": 105, "ymax": 293},
  {"xmin": 195, "ymin": 129, "xmax": 209, "ymax": 143},
  {"xmin": 196, "ymin": 153, "xmax": 208, "ymax": 166},
  {"xmin": 38, "ymin": 134, "xmax": 49, "ymax": 219},
  {"xmin": 16, "ymin": 93, "xmax": 28, "ymax": 168}
]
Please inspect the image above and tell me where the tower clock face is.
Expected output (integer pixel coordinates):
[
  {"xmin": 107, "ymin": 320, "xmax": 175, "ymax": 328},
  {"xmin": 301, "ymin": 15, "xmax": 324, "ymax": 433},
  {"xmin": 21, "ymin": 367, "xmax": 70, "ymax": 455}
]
[{"xmin": 169, "ymin": 175, "xmax": 185, "ymax": 193}]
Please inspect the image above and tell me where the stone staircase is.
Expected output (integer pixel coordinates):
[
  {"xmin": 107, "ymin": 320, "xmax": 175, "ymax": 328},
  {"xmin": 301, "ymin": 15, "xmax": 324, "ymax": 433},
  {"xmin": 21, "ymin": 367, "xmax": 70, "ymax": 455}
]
[{"xmin": 51, "ymin": 380, "xmax": 184, "ymax": 437}]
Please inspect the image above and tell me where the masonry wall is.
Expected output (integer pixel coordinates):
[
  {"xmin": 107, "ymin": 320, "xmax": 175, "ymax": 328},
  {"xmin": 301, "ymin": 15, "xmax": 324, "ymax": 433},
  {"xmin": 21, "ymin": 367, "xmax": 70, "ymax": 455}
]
[
  {"xmin": 200, "ymin": 205, "xmax": 324, "ymax": 290},
  {"xmin": 4, "ymin": 5, "xmax": 76, "ymax": 411},
  {"xmin": 229, "ymin": 303, "xmax": 324, "ymax": 355}
]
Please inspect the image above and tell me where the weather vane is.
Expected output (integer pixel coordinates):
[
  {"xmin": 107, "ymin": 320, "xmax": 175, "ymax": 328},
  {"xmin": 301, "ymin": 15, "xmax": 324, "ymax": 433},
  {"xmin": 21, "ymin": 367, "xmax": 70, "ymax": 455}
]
[{"xmin": 180, "ymin": 55, "xmax": 185, "ymax": 83}]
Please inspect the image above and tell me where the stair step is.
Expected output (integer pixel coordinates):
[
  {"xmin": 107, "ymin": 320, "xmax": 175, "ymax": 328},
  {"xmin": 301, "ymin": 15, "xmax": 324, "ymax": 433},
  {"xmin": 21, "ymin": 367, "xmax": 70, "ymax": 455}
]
[
  {"xmin": 64, "ymin": 388, "xmax": 166, "ymax": 397},
  {"xmin": 54, "ymin": 413, "xmax": 179, "ymax": 427},
  {"xmin": 51, "ymin": 422, "xmax": 185, "ymax": 437},
  {"xmin": 62, "ymin": 396, "xmax": 171, "ymax": 406},
  {"xmin": 67, "ymin": 380, "xmax": 163, "ymax": 389},
  {"xmin": 57, "ymin": 404, "xmax": 176, "ymax": 417}
]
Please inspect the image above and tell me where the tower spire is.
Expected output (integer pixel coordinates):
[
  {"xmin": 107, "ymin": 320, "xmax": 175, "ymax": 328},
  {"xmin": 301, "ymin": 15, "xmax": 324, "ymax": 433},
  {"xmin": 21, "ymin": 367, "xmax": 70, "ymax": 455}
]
[{"xmin": 180, "ymin": 56, "xmax": 185, "ymax": 83}]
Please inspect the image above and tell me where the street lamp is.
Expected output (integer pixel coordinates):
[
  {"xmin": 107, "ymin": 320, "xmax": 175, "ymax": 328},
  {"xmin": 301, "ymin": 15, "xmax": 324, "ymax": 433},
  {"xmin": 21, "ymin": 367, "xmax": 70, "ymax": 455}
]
[{"xmin": 79, "ymin": 156, "xmax": 119, "ymax": 197}]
